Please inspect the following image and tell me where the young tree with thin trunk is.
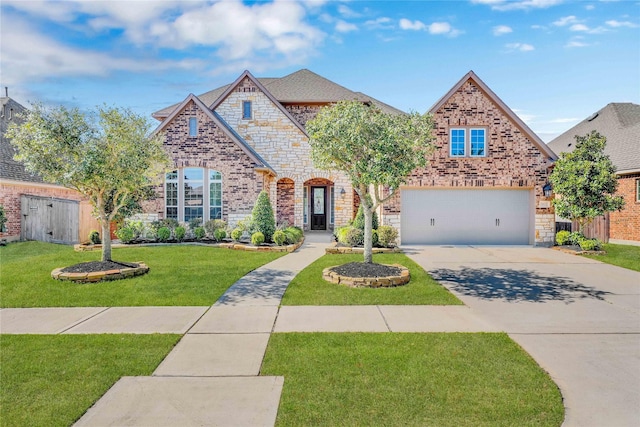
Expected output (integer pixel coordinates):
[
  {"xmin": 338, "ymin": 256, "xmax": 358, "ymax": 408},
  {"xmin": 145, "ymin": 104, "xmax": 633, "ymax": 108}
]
[
  {"xmin": 306, "ymin": 100, "xmax": 436, "ymax": 263},
  {"xmin": 549, "ymin": 131, "xmax": 624, "ymax": 233},
  {"xmin": 7, "ymin": 104, "xmax": 170, "ymax": 262}
]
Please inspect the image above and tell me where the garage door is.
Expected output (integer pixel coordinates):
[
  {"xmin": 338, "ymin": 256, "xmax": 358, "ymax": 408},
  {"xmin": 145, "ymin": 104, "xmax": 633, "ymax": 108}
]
[{"xmin": 401, "ymin": 189, "xmax": 532, "ymax": 245}]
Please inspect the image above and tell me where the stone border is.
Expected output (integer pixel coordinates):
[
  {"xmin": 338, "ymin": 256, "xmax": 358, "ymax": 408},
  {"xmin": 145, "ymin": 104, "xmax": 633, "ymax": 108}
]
[
  {"xmin": 552, "ymin": 246, "xmax": 606, "ymax": 255},
  {"xmin": 74, "ymin": 239, "xmax": 304, "ymax": 254},
  {"xmin": 322, "ymin": 263, "xmax": 410, "ymax": 288},
  {"xmin": 51, "ymin": 262, "xmax": 149, "ymax": 283},
  {"xmin": 325, "ymin": 242, "xmax": 401, "ymax": 254}
]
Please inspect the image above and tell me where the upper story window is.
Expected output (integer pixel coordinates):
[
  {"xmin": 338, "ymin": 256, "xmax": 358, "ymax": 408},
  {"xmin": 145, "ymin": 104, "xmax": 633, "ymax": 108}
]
[
  {"xmin": 242, "ymin": 101, "xmax": 252, "ymax": 119},
  {"xmin": 450, "ymin": 129, "xmax": 466, "ymax": 157},
  {"xmin": 189, "ymin": 117, "xmax": 197, "ymax": 137},
  {"xmin": 450, "ymin": 128, "xmax": 487, "ymax": 158}
]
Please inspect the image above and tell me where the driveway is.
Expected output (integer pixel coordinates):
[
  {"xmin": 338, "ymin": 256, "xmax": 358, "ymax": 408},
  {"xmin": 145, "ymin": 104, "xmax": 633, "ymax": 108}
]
[{"xmin": 406, "ymin": 246, "xmax": 640, "ymax": 427}]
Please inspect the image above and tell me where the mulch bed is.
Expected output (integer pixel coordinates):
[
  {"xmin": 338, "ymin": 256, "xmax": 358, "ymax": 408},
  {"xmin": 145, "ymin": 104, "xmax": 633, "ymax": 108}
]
[
  {"xmin": 331, "ymin": 262, "xmax": 401, "ymax": 278},
  {"xmin": 61, "ymin": 261, "xmax": 139, "ymax": 274}
]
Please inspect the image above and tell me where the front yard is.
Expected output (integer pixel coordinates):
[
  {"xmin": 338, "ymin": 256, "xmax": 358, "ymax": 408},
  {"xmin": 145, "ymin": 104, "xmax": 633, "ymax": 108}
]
[{"xmin": 582, "ymin": 243, "xmax": 640, "ymax": 272}]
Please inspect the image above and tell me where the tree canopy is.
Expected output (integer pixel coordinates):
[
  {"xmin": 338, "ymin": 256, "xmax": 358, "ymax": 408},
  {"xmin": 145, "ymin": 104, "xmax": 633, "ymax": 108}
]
[
  {"xmin": 549, "ymin": 130, "xmax": 624, "ymax": 232},
  {"xmin": 7, "ymin": 104, "xmax": 170, "ymax": 261},
  {"xmin": 306, "ymin": 100, "xmax": 435, "ymax": 263}
]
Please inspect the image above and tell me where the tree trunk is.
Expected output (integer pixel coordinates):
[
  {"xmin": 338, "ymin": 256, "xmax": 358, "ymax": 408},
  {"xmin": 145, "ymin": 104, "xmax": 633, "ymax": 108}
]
[
  {"xmin": 101, "ymin": 219, "xmax": 112, "ymax": 262},
  {"xmin": 363, "ymin": 203, "xmax": 373, "ymax": 264}
]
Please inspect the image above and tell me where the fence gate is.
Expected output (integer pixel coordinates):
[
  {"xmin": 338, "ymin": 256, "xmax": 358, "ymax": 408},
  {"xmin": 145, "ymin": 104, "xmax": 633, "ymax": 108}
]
[{"xmin": 21, "ymin": 195, "xmax": 80, "ymax": 244}]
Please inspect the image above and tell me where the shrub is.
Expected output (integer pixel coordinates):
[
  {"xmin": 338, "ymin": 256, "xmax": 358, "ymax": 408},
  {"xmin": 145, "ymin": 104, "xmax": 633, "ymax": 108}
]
[
  {"xmin": 174, "ymin": 226, "xmax": 186, "ymax": 242},
  {"xmin": 194, "ymin": 226, "xmax": 206, "ymax": 240},
  {"xmin": 88, "ymin": 230, "xmax": 101, "ymax": 245},
  {"xmin": 336, "ymin": 226, "xmax": 351, "ymax": 245},
  {"xmin": 568, "ymin": 231, "xmax": 585, "ymax": 246},
  {"xmin": 352, "ymin": 204, "xmax": 379, "ymax": 231},
  {"xmin": 214, "ymin": 228, "xmax": 227, "ymax": 242},
  {"xmin": 115, "ymin": 226, "xmax": 135, "ymax": 244},
  {"xmin": 344, "ymin": 227, "xmax": 364, "ymax": 247},
  {"xmin": 377, "ymin": 225, "xmax": 398, "ymax": 248},
  {"xmin": 157, "ymin": 227, "xmax": 171, "ymax": 242},
  {"xmin": 204, "ymin": 219, "xmax": 227, "ymax": 238},
  {"xmin": 252, "ymin": 190, "xmax": 276, "ymax": 242},
  {"xmin": 0, "ymin": 205, "xmax": 7, "ymax": 232},
  {"xmin": 124, "ymin": 220, "xmax": 145, "ymax": 240},
  {"xmin": 284, "ymin": 226, "xmax": 303, "ymax": 244},
  {"xmin": 579, "ymin": 238, "xmax": 602, "ymax": 251},
  {"xmin": 251, "ymin": 231, "xmax": 265, "ymax": 246},
  {"xmin": 235, "ymin": 216, "xmax": 255, "ymax": 233},
  {"xmin": 273, "ymin": 230, "xmax": 286, "ymax": 246},
  {"xmin": 188, "ymin": 217, "xmax": 203, "ymax": 230},
  {"xmin": 231, "ymin": 228, "xmax": 243, "ymax": 242},
  {"xmin": 555, "ymin": 230, "xmax": 571, "ymax": 246}
]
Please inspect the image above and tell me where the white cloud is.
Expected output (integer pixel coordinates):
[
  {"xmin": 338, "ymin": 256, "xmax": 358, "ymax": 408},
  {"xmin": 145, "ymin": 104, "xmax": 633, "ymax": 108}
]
[
  {"xmin": 506, "ymin": 42, "xmax": 535, "ymax": 51},
  {"xmin": 493, "ymin": 25, "xmax": 513, "ymax": 35},
  {"xmin": 569, "ymin": 23, "xmax": 590, "ymax": 31},
  {"xmin": 429, "ymin": 22, "xmax": 452, "ymax": 34},
  {"xmin": 337, "ymin": 5, "xmax": 361, "ymax": 19},
  {"xmin": 585, "ymin": 5, "xmax": 595, "ymax": 10},
  {"xmin": 606, "ymin": 20, "xmax": 638, "ymax": 28},
  {"xmin": 364, "ymin": 17, "xmax": 393, "ymax": 29},
  {"xmin": 335, "ymin": 20, "xmax": 358, "ymax": 33},
  {"xmin": 399, "ymin": 18, "xmax": 426, "ymax": 31},
  {"xmin": 565, "ymin": 40, "xmax": 589, "ymax": 47},
  {"xmin": 471, "ymin": 0, "xmax": 563, "ymax": 11},
  {"xmin": 553, "ymin": 15, "xmax": 579, "ymax": 26}
]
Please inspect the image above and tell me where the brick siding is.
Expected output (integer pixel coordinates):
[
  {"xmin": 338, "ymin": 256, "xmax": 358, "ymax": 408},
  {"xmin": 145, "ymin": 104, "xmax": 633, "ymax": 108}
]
[
  {"xmin": 610, "ymin": 174, "xmax": 640, "ymax": 242},
  {"xmin": 276, "ymin": 178, "xmax": 295, "ymax": 226}
]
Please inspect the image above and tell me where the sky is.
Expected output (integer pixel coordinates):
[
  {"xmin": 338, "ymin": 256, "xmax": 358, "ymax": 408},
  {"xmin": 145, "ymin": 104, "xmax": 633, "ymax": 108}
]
[{"xmin": 1, "ymin": 0, "xmax": 638, "ymax": 142}]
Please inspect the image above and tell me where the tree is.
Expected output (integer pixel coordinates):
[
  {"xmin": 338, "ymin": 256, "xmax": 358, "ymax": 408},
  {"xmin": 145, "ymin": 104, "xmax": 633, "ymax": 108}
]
[
  {"xmin": 7, "ymin": 104, "xmax": 170, "ymax": 262},
  {"xmin": 549, "ymin": 131, "xmax": 624, "ymax": 233},
  {"xmin": 252, "ymin": 190, "xmax": 276, "ymax": 242},
  {"xmin": 307, "ymin": 100, "xmax": 435, "ymax": 263}
]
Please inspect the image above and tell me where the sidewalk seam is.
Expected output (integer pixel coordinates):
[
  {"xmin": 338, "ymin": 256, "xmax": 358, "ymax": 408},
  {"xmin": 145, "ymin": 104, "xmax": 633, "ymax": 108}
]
[
  {"xmin": 58, "ymin": 307, "xmax": 111, "ymax": 334},
  {"xmin": 376, "ymin": 306, "xmax": 392, "ymax": 332}
]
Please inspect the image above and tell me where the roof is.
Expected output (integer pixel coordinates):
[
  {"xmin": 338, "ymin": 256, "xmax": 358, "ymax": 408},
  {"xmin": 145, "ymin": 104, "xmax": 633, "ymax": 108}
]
[
  {"xmin": 152, "ymin": 69, "xmax": 404, "ymax": 119},
  {"xmin": 547, "ymin": 103, "xmax": 640, "ymax": 175},
  {"xmin": 430, "ymin": 71, "xmax": 557, "ymax": 161},
  {"xmin": 0, "ymin": 97, "xmax": 47, "ymax": 183}
]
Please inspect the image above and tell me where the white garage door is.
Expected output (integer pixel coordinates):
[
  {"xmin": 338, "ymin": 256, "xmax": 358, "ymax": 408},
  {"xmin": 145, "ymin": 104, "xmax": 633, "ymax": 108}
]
[{"xmin": 401, "ymin": 189, "xmax": 532, "ymax": 245}]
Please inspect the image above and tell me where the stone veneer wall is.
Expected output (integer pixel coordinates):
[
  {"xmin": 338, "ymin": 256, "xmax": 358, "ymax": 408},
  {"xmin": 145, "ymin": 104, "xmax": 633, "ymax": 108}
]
[
  {"xmin": 159, "ymin": 100, "xmax": 263, "ymax": 222},
  {"xmin": 215, "ymin": 77, "xmax": 353, "ymax": 228},
  {"xmin": 383, "ymin": 79, "xmax": 555, "ymax": 245},
  {"xmin": 610, "ymin": 174, "xmax": 640, "ymax": 242}
]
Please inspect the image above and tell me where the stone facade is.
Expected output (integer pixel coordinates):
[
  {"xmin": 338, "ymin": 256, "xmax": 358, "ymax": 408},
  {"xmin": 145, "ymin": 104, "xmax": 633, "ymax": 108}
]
[{"xmin": 610, "ymin": 174, "xmax": 640, "ymax": 243}]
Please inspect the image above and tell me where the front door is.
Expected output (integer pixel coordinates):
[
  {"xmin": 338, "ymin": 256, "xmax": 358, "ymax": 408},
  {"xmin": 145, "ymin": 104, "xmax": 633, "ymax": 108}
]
[{"xmin": 311, "ymin": 186, "xmax": 327, "ymax": 230}]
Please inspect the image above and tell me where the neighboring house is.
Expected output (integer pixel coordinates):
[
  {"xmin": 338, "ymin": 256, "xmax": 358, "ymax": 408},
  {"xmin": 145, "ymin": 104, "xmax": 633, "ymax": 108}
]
[
  {"xmin": 150, "ymin": 69, "xmax": 557, "ymax": 245},
  {"xmin": 0, "ymin": 93, "xmax": 99, "ymax": 244},
  {"xmin": 548, "ymin": 103, "xmax": 640, "ymax": 244}
]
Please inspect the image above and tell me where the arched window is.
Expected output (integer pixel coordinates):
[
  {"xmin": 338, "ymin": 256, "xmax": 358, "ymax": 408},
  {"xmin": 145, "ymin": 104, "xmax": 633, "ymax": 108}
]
[{"xmin": 165, "ymin": 168, "xmax": 223, "ymax": 222}]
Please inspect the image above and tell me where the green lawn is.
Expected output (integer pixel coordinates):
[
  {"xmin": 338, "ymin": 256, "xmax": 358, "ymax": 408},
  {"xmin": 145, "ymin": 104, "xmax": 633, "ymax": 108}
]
[
  {"xmin": 281, "ymin": 253, "xmax": 461, "ymax": 305},
  {"xmin": 582, "ymin": 243, "xmax": 640, "ymax": 272},
  {"xmin": 261, "ymin": 333, "xmax": 564, "ymax": 427},
  {"xmin": 0, "ymin": 334, "xmax": 180, "ymax": 427},
  {"xmin": 0, "ymin": 241, "xmax": 284, "ymax": 307}
]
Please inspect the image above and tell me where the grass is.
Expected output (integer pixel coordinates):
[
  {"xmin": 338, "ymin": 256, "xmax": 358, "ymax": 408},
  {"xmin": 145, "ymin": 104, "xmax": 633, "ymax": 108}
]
[
  {"xmin": 261, "ymin": 333, "xmax": 564, "ymax": 427},
  {"xmin": 582, "ymin": 243, "xmax": 640, "ymax": 272},
  {"xmin": 281, "ymin": 253, "xmax": 461, "ymax": 305},
  {"xmin": 0, "ymin": 334, "xmax": 181, "ymax": 427},
  {"xmin": 0, "ymin": 241, "xmax": 284, "ymax": 307}
]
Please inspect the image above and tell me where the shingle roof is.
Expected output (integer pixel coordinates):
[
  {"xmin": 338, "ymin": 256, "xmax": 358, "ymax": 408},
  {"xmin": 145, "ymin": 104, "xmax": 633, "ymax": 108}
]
[
  {"xmin": 152, "ymin": 69, "xmax": 404, "ymax": 119},
  {"xmin": 0, "ymin": 97, "xmax": 46, "ymax": 183},
  {"xmin": 547, "ymin": 103, "xmax": 640, "ymax": 174}
]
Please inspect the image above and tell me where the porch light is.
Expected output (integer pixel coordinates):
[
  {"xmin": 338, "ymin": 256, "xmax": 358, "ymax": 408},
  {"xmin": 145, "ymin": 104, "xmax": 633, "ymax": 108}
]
[
  {"xmin": 543, "ymin": 182, "xmax": 553, "ymax": 198},
  {"xmin": 340, "ymin": 187, "xmax": 346, "ymax": 198}
]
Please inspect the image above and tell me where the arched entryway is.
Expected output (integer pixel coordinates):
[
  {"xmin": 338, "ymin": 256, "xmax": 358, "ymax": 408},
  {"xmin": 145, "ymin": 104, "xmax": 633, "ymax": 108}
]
[
  {"xmin": 303, "ymin": 178, "xmax": 334, "ymax": 231},
  {"xmin": 276, "ymin": 178, "xmax": 295, "ymax": 226}
]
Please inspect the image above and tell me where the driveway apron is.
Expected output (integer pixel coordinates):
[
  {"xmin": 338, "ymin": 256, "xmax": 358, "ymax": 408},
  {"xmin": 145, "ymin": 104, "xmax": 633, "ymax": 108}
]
[{"xmin": 406, "ymin": 245, "xmax": 640, "ymax": 427}]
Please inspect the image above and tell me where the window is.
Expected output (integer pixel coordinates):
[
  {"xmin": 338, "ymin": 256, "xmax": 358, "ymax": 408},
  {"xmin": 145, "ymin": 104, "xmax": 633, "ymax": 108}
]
[
  {"xmin": 330, "ymin": 186, "xmax": 335, "ymax": 225},
  {"xmin": 636, "ymin": 179, "xmax": 640, "ymax": 202},
  {"xmin": 165, "ymin": 168, "xmax": 223, "ymax": 222},
  {"xmin": 242, "ymin": 101, "xmax": 252, "ymax": 119},
  {"xmin": 450, "ymin": 128, "xmax": 487, "ymax": 157},
  {"xmin": 303, "ymin": 186, "xmax": 308, "ymax": 224},
  {"xmin": 189, "ymin": 117, "xmax": 197, "ymax": 137},
  {"xmin": 450, "ymin": 129, "xmax": 465, "ymax": 156},
  {"xmin": 470, "ymin": 129, "xmax": 486, "ymax": 157}
]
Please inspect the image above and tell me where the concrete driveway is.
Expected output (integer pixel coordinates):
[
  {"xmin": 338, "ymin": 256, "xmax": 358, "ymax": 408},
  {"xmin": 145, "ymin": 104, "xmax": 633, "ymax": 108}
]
[{"xmin": 406, "ymin": 246, "xmax": 640, "ymax": 427}]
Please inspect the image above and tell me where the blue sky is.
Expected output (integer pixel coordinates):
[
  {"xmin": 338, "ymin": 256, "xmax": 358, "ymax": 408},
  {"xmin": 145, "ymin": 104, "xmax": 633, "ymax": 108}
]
[{"xmin": 1, "ymin": 0, "xmax": 638, "ymax": 142}]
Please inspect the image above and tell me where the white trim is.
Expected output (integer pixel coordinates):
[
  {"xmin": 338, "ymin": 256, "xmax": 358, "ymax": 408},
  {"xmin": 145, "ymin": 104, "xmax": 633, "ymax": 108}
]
[{"xmin": 164, "ymin": 167, "xmax": 223, "ymax": 222}]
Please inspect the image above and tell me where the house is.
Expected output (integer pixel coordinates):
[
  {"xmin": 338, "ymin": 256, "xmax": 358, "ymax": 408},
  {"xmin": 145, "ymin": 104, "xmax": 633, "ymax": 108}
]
[
  {"xmin": 0, "ymin": 92, "xmax": 99, "ymax": 244},
  {"xmin": 548, "ymin": 103, "xmax": 640, "ymax": 245},
  {"xmin": 149, "ymin": 69, "xmax": 557, "ymax": 245}
]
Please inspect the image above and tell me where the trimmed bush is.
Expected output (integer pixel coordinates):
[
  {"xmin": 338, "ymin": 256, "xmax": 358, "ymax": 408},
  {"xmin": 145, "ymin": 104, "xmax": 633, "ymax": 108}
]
[
  {"xmin": 352, "ymin": 203, "xmax": 379, "ymax": 231},
  {"xmin": 115, "ymin": 227, "xmax": 135, "ymax": 244},
  {"xmin": 273, "ymin": 230, "xmax": 286, "ymax": 246},
  {"xmin": 214, "ymin": 228, "xmax": 227, "ymax": 242},
  {"xmin": 251, "ymin": 231, "xmax": 265, "ymax": 246},
  {"xmin": 174, "ymin": 226, "xmax": 186, "ymax": 242},
  {"xmin": 194, "ymin": 226, "xmax": 206, "ymax": 240},
  {"xmin": 157, "ymin": 227, "xmax": 171, "ymax": 242},
  {"xmin": 371, "ymin": 229, "xmax": 379, "ymax": 247},
  {"xmin": 555, "ymin": 230, "xmax": 570, "ymax": 246},
  {"xmin": 0, "ymin": 205, "xmax": 6, "ymax": 232},
  {"xmin": 231, "ymin": 228, "xmax": 243, "ymax": 242},
  {"xmin": 284, "ymin": 226, "xmax": 303, "ymax": 244},
  {"xmin": 88, "ymin": 230, "xmax": 101, "ymax": 245},
  {"xmin": 204, "ymin": 219, "xmax": 227, "ymax": 238},
  {"xmin": 579, "ymin": 238, "xmax": 601, "ymax": 251},
  {"xmin": 377, "ymin": 225, "xmax": 398, "ymax": 248},
  {"xmin": 252, "ymin": 191, "xmax": 276, "ymax": 242},
  {"xmin": 568, "ymin": 231, "xmax": 585, "ymax": 246},
  {"xmin": 344, "ymin": 227, "xmax": 364, "ymax": 247},
  {"xmin": 188, "ymin": 217, "xmax": 203, "ymax": 230}
]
